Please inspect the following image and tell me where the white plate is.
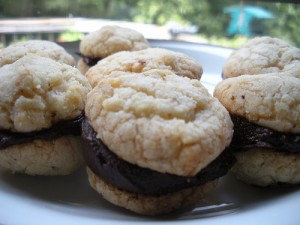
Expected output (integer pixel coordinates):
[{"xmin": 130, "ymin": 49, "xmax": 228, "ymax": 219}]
[{"xmin": 0, "ymin": 40, "xmax": 299, "ymax": 225}]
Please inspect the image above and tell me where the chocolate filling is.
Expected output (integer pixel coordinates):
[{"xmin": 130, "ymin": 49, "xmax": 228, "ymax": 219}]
[
  {"xmin": 229, "ymin": 114, "xmax": 300, "ymax": 153},
  {"xmin": 81, "ymin": 118, "xmax": 235, "ymax": 196},
  {"xmin": 0, "ymin": 114, "xmax": 84, "ymax": 149},
  {"xmin": 76, "ymin": 52, "xmax": 102, "ymax": 67}
]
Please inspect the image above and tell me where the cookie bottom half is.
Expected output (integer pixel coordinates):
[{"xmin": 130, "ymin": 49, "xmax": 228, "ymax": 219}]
[
  {"xmin": 87, "ymin": 167, "xmax": 218, "ymax": 216},
  {"xmin": 0, "ymin": 135, "xmax": 84, "ymax": 176},
  {"xmin": 231, "ymin": 148, "xmax": 300, "ymax": 186}
]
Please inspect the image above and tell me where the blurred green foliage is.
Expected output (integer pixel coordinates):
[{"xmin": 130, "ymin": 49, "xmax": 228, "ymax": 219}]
[
  {"xmin": 0, "ymin": 0, "xmax": 299, "ymax": 47},
  {"xmin": 57, "ymin": 30, "xmax": 84, "ymax": 42}
]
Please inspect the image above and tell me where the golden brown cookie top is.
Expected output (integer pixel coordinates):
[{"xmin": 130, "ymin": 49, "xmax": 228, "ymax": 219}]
[
  {"xmin": 214, "ymin": 74, "xmax": 300, "ymax": 133},
  {"xmin": 85, "ymin": 69, "xmax": 233, "ymax": 176},
  {"xmin": 0, "ymin": 54, "xmax": 91, "ymax": 132},
  {"xmin": 222, "ymin": 36, "xmax": 300, "ymax": 79},
  {"xmin": 0, "ymin": 40, "xmax": 76, "ymax": 67},
  {"xmin": 86, "ymin": 47, "xmax": 203, "ymax": 87},
  {"xmin": 79, "ymin": 25, "xmax": 149, "ymax": 58}
]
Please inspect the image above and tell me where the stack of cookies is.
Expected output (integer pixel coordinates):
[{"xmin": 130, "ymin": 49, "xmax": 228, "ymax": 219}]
[{"xmin": 214, "ymin": 36, "xmax": 300, "ymax": 186}]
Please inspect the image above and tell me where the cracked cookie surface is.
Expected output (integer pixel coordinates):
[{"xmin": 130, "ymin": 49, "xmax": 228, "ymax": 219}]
[
  {"xmin": 0, "ymin": 54, "xmax": 91, "ymax": 132},
  {"xmin": 79, "ymin": 25, "xmax": 149, "ymax": 59},
  {"xmin": 78, "ymin": 25, "xmax": 149, "ymax": 74},
  {"xmin": 85, "ymin": 69, "xmax": 233, "ymax": 176},
  {"xmin": 222, "ymin": 36, "xmax": 300, "ymax": 79},
  {"xmin": 214, "ymin": 74, "xmax": 300, "ymax": 133},
  {"xmin": 86, "ymin": 48, "xmax": 203, "ymax": 87},
  {"xmin": 0, "ymin": 40, "xmax": 75, "ymax": 67}
]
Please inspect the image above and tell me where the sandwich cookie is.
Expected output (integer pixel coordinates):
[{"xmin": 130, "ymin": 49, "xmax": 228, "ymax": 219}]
[
  {"xmin": 214, "ymin": 74, "xmax": 300, "ymax": 186},
  {"xmin": 82, "ymin": 69, "xmax": 234, "ymax": 215},
  {"xmin": 77, "ymin": 25, "xmax": 149, "ymax": 74},
  {"xmin": 0, "ymin": 54, "xmax": 91, "ymax": 176}
]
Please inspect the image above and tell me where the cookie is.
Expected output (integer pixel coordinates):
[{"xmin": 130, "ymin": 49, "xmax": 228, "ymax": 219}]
[
  {"xmin": 0, "ymin": 54, "xmax": 91, "ymax": 175},
  {"xmin": 86, "ymin": 47, "xmax": 203, "ymax": 87},
  {"xmin": 214, "ymin": 74, "xmax": 300, "ymax": 133},
  {"xmin": 222, "ymin": 36, "xmax": 300, "ymax": 79},
  {"xmin": 231, "ymin": 148, "xmax": 300, "ymax": 186},
  {"xmin": 77, "ymin": 25, "xmax": 149, "ymax": 74},
  {"xmin": 86, "ymin": 70, "xmax": 233, "ymax": 176},
  {"xmin": 0, "ymin": 136, "xmax": 83, "ymax": 176},
  {"xmin": 82, "ymin": 69, "xmax": 235, "ymax": 215},
  {"xmin": 0, "ymin": 40, "xmax": 76, "ymax": 68},
  {"xmin": 87, "ymin": 167, "xmax": 218, "ymax": 216},
  {"xmin": 214, "ymin": 74, "xmax": 300, "ymax": 186}
]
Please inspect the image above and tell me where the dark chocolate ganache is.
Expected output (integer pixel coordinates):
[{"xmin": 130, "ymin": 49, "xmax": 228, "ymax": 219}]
[
  {"xmin": 230, "ymin": 114, "xmax": 300, "ymax": 153},
  {"xmin": 81, "ymin": 118, "xmax": 235, "ymax": 196},
  {"xmin": 77, "ymin": 53, "xmax": 101, "ymax": 67},
  {"xmin": 0, "ymin": 114, "xmax": 84, "ymax": 149}
]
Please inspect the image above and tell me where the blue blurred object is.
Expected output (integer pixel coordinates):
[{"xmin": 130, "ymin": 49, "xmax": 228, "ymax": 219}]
[{"xmin": 224, "ymin": 5, "xmax": 274, "ymax": 36}]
